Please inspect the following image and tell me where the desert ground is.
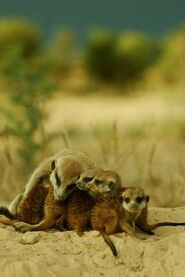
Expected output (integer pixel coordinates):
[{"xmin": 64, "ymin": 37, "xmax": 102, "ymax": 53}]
[{"xmin": 0, "ymin": 207, "xmax": 185, "ymax": 277}]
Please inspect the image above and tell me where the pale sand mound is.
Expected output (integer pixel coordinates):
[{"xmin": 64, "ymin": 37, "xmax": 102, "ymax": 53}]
[{"xmin": 0, "ymin": 207, "xmax": 185, "ymax": 277}]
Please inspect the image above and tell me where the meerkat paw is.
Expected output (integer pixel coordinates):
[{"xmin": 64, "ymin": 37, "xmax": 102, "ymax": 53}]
[
  {"xmin": 145, "ymin": 230, "xmax": 155, "ymax": 235},
  {"xmin": 14, "ymin": 222, "xmax": 34, "ymax": 233},
  {"xmin": 77, "ymin": 230, "xmax": 84, "ymax": 237}
]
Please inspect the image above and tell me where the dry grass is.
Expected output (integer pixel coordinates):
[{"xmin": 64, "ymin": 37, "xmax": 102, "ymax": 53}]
[{"xmin": 0, "ymin": 88, "xmax": 185, "ymax": 207}]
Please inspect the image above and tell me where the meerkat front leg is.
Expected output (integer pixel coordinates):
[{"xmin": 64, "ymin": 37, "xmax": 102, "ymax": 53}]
[{"xmin": 119, "ymin": 220, "xmax": 138, "ymax": 238}]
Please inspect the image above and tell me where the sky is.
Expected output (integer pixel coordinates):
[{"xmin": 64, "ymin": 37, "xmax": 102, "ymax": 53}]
[{"xmin": 0, "ymin": 0, "xmax": 185, "ymax": 43}]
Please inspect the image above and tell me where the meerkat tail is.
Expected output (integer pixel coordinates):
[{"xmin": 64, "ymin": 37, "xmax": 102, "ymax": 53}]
[
  {"xmin": 99, "ymin": 230, "xmax": 117, "ymax": 257},
  {"xmin": 149, "ymin": 222, "xmax": 185, "ymax": 230},
  {"xmin": 0, "ymin": 206, "xmax": 15, "ymax": 219}
]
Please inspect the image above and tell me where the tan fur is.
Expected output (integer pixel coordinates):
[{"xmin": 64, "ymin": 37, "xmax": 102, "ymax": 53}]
[
  {"xmin": 24, "ymin": 149, "xmax": 96, "ymax": 200},
  {"xmin": 57, "ymin": 169, "xmax": 123, "ymax": 256},
  {"xmin": 76, "ymin": 168, "xmax": 122, "ymax": 197}
]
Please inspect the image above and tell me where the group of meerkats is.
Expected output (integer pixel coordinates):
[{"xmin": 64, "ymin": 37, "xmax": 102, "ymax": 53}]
[{"xmin": 0, "ymin": 149, "xmax": 185, "ymax": 256}]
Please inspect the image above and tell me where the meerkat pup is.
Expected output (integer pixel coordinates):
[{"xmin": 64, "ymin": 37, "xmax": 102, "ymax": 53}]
[
  {"xmin": 119, "ymin": 186, "xmax": 185, "ymax": 236},
  {"xmin": 57, "ymin": 168, "xmax": 123, "ymax": 257},
  {"xmin": 76, "ymin": 168, "xmax": 122, "ymax": 197},
  {"xmin": 76, "ymin": 176, "xmax": 185, "ymax": 256}
]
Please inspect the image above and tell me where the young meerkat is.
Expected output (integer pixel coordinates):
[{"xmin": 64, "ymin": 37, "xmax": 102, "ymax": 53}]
[
  {"xmin": 76, "ymin": 168, "xmax": 122, "ymax": 197},
  {"xmin": 119, "ymin": 186, "xmax": 185, "ymax": 236},
  {"xmin": 75, "ymin": 176, "xmax": 185, "ymax": 256},
  {"xmin": 57, "ymin": 168, "xmax": 122, "ymax": 257}
]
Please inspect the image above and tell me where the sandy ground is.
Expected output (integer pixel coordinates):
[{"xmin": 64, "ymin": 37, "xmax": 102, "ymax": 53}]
[{"xmin": 0, "ymin": 207, "xmax": 185, "ymax": 277}]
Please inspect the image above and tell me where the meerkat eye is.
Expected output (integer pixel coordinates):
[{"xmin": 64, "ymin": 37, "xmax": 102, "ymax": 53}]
[
  {"xmin": 124, "ymin": 197, "xmax": 130, "ymax": 203},
  {"xmin": 83, "ymin": 177, "xmax": 94, "ymax": 183},
  {"xmin": 55, "ymin": 173, "xmax": 61, "ymax": 187},
  {"xmin": 109, "ymin": 181, "xmax": 115, "ymax": 189},
  {"xmin": 94, "ymin": 179, "xmax": 102, "ymax": 185},
  {"xmin": 136, "ymin": 197, "xmax": 143, "ymax": 203}
]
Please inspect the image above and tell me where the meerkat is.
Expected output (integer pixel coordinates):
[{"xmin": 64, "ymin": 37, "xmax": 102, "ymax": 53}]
[
  {"xmin": 76, "ymin": 174, "xmax": 185, "ymax": 256},
  {"xmin": 24, "ymin": 149, "xmax": 96, "ymax": 200},
  {"xmin": 57, "ymin": 168, "xmax": 122, "ymax": 256},
  {"xmin": 119, "ymin": 186, "xmax": 185, "ymax": 236},
  {"xmin": 0, "ymin": 149, "xmax": 97, "ymax": 230}
]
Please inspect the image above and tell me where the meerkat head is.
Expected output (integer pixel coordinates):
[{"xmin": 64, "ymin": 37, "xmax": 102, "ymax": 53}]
[
  {"xmin": 76, "ymin": 168, "xmax": 102, "ymax": 191},
  {"xmin": 120, "ymin": 186, "xmax": 149, "ymax": 214},
  {"xmin": 76, "ymin": 169, "xmax": 122, "ymax": 197},
  {"xmin": 50, "ymin": 157, "xmax": 82, "ymax": 200},
  {"xmin": 92, "ymin": 170, "xmax": 121, "ymax": 196}
]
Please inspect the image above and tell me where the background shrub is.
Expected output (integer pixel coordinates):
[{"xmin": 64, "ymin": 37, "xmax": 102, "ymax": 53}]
[
  {"xmin": 0, "ymin": 18, "xmax": 40, "ymax": 58},
  {"xmin": 0, "ymin": 47, "xmax": 55, "ymax": 172},
  {"xmin": 85, "ymin": 30, "xmax": 117, "ymax": 82},
  {"xmin": 157, "ymin": 26, "xmax": 185, "ymax": 83},
  {"xmin": 85, "ymin": 30, "xmax": 161, "ymax": 86}
]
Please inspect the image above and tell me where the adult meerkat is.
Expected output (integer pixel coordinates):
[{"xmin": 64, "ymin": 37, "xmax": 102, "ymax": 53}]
[
  {"xmin": 24, "ymin": 149, "xmax": 96, "ymax": 200},
  {"xmin": 0, "ymin": 149, "xmax": 97, "ymax": 231}
]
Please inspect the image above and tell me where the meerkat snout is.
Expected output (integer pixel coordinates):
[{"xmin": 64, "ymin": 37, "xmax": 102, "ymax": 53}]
[{"xmin": 50, "ymin": 157, "xmax": 83, "ymax": 200}]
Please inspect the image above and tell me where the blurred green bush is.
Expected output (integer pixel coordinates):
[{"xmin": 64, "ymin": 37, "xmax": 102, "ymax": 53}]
[
  {"xmin": 0, "ymin": 47, "xmax": 55, "ymax": 171},
  {"xmin": 85, "ymin": 31, "xmax": 117, "ymax": 82},
  {"xmin": 85, "ymin": 30, "xmax": 161, "ymax": 85},
  {"xmin": 0, "ymin": 18, "xmax": 40, "ymax": 58},
  {"xmin": 114, "ymin": 32, "xmax": 161, "ymax": 84},
  {"xmin": 157, "ymin": 26, "xmax": 185, "ymax": 83}
]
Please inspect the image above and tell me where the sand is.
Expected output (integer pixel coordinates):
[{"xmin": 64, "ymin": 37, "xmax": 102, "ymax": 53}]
[{"xmin": 0, "ymin": 207, "xmax": 185, "ymax": 277}]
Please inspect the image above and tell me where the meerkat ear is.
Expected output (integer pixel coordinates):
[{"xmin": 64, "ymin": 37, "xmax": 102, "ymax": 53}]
[
  {"xmin": 119, "ymin": 186, "xmax": 129, "ymax": 193},
  {"xmin": 146, "ymin": 195, "xmax": 150, "ymax": 203},
  {"xmin": 51, "ymin": 160, "xmax": 57, "ymax": 171}
]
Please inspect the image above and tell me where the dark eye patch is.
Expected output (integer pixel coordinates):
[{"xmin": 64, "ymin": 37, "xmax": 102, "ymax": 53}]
[
  {"xmin": 124, "ymin": 197, "xmax": 130, "ymax": 203},
  {"xmin": 109, "ymin": 181, "xmax": 115, "ymax": 189},
  {"xmin": 55, "ymin": 173, "xmax": 61, "ymax": 187},
  {"xmin": 136, "ymin": 197, "xmax": 143, "ymax": 203},
  {"xmin": 83, "ymin": 177, "xmax": 94, "ymax": 183},
  {"xmin": 94, "ymin": 179, "xmax": 102, "ymax": 185},
  {"xmin": 119, "ymin": 195, "xmax": 123, "ymax": 202}
]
